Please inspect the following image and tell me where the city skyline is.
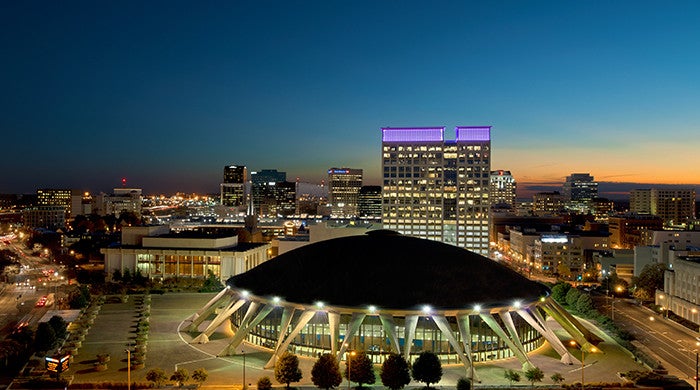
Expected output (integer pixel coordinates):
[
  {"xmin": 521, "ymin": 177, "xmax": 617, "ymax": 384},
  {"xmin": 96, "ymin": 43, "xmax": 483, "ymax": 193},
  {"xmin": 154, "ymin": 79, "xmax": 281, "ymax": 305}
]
[{"xmin": 2, "ymin": 1, "xmax": 699, "ymax": 195}]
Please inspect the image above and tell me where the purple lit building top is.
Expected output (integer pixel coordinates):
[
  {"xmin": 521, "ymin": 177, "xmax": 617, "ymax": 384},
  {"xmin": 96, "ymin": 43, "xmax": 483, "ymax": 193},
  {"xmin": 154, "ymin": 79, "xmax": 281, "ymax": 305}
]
[
  {"xmin": 382, "ymin": 127, "xmax": 445, "ymax": 143},
  {"xmin": 455, "ymin": 126, "xmax": 491, "ymax": 142}
]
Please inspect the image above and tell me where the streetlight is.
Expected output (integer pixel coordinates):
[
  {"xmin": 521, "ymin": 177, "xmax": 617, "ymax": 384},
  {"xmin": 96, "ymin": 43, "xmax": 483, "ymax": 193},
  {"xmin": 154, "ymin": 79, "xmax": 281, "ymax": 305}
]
[
  {"xmin": 569, "ymin": 340, "xmax": 597, "ymax": 390},
  {"xmin": 125, "ymin": 347, "xmax": 131, "ymax": 390},
  {"xmin": 346, "ymin": 350, "xmax": 356, "ymax": 390},
  {"xmin": 695, "ymin": 351, "xmax": 698, "ymax": 390},
  {"xmin": 242, "ymin": 350, "xmax": 246, "ymax": 390}
]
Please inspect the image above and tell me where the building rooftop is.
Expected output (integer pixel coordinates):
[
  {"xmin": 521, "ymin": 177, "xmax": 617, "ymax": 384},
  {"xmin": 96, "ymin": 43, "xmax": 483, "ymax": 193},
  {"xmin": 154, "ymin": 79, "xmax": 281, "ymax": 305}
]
[{"xmin": 228, "ymin": 230, "xmax": 549, "ymax": 310}]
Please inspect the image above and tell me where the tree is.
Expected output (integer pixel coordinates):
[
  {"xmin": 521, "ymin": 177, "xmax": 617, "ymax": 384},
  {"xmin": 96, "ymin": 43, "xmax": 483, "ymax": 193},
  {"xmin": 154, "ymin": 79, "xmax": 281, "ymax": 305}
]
[
  {"xmin": 122, "ymin": 268, "xmax": 133, "ymax": 284},
  {"xmin": 201, "ymin": 269, "xmax": 224, "ymax": 292},
  {"xmin": 192, "ymin": 368, "xmax": 209, "ymax": 387},
  {"xmin": 345, "ymin": 351, "xmax": 375, "ymax": 387},
  {"xmin": 524, "ymin": 367, "xmax": 544, "ymax": 386},
  {"xmin": 575, "ymin": 294, "xmax": 594, "ymax": 314},
  {"xmin": 275, "ymin": 352, "xmax": 303, "ymax": 388},
  {"xmin": 411, "ymin": 351, "xmax": 442, "ymax": 388},
  {"xmin": 48, "ymin": 315, "xmax": 68, "ymax": 341},
  {"xmin": 34, "ymin": 322, "xmax": 57, "ymax": 353},
  {"xmin": 380, "ymin": 353, "xmax": 411, "ymax": 390},
  {"xmin": 551, "ymin": 283, "xmax": 571, "ymax": 304},
  {"xmin": 504, "ymin": 369, "xmax": 521, "ymax": 386},
  {"xmin": 550, "ymin": 372, "xmax": 565, "ymax": 384},
  {"xmin": 146, "ymin": 368, "xmax": 168, "ymax": 388},
  {"xmin": 170, "ymin": 368, "xmax": 190, "ymax": 387},
  {"xmin": 632, "ymin": 263, "xmax": 667, "ymax": 302},
  {"xmin": 258, "ymin": 376, "xmax": 273, "ymax": 390},
  {"xmin": 456, "ymin": 377, "xmax": 471, "ymax": 390},
  {"xmin": 312, "ymin": 353, "xmax": 342, "ymax": 389},
  {"xmin": 69, "ymin": 292, "xmax": 88, "ymax": 309},
  {"xmin": 0, "ymin": 339, "xmax": 22, "ymax": 368},
  {"xmin": 565, "ymin": 288, "xmax": 581, "ymax": 307},
  {"xmin": 133, "ymin": 269, "xmax": 148, "ymax": 287}
]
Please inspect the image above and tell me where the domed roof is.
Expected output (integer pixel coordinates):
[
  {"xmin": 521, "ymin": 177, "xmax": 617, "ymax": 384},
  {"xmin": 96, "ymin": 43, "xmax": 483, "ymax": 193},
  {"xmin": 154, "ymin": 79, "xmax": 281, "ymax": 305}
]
[{"xmin": 227, "ymin": 231, "xmax": 550, "ymax": 310}]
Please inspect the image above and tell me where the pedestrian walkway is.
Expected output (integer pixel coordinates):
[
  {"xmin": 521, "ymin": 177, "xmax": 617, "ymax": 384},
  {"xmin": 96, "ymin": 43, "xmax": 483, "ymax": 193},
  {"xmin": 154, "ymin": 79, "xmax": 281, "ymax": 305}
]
[{"xmin": 66, "ymin": 293, "xmax": 645, "ymax": 388}]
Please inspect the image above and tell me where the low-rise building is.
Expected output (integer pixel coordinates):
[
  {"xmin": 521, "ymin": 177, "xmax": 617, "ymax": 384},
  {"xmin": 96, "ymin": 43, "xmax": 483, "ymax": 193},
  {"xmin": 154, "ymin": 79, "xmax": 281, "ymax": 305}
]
[
  {"xmin": 657, "ymin": 248, "xmax": 700, "ymax": 325},
  {"xmin": 102, "ymin": 225, "xmax": 270, "ymax": 282}
]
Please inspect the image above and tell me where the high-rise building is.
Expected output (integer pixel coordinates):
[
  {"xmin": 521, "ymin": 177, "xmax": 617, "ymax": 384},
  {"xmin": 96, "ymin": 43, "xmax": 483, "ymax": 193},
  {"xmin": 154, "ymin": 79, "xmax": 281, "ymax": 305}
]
[
  {"xmin": 650, "ymin": 188, "xmax": 696, "ymax": 225},
  {"xmin": 37, "ymin": 188, "xmax": 72, "ymax": 218},
  {"xmin": 490, "ymin": 170, "xmax": 516, "ymax": 206},
  {"xmin": 272, "ymin": 181, "xmax": 297, "ymax": 217},
  {"xmin": 328, "ymin": 168, "xmax": 363, "ymax": 218},
  {"xmin": 22, "ymin": 205, "xmax": 66, "ymax": 229},
  {"xmin": 562, "ymin": 173, "xmax": 598, "ymax": 212},
  {"xmin": 358, "ymin": 185, "xmax": 382, "ymax": 220},
  {"xmin": 630, "ymin": 189, "xmax": 652, "ymax": 214},
  {"xmin": 381, "ymin": 126, "xmax": 491, "ymax": 255},
  {"xmin": 251, "ymin": 169, "xmax": 288, "ymax": 216},
  {"xmin": 532, "ymin": 191, "xmax": 564, "ymax": 216},
  {"xmin": 221, "ymin": 165, "xmax": 247, "ymax": 208},
  {"xmin": 630, "ymin": 188, "xmax": 696, "ymax": 225}
]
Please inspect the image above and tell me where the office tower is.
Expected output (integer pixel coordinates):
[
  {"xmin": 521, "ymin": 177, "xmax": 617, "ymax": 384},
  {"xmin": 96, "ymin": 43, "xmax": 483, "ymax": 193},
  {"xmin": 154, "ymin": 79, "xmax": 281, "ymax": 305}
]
[
  {"xmin": 37, "ymin": 188, "xmax": 72, "ymax": 217},
  {"xmin": 630, "ymin": 189, "xmax": 652, "ymax": 214},
  {"xmin": 251, "ymin": 170, "xmax": 286, "ymax": 183},
  {"xmin": 532, "ymin": 191, "xmax": 564, "ymax": 216},
  {"xmin": 251, "ymin": 169, "xmax": 288, "ymax": 216},
  {"xmin": 252, "ymin": 180, "xmax": 297, "ymax": 217},
  {"xmin": 328, "ymin": 168, "xmax": 363, "ymax": 218},
  {"xmin": 358, "ymin": 185, "xmax": 382, "ymax": 220},
  {"xmin": 608, "ymin": 214, "xmax": 663, "ymax": 249},
  {"xmin": 650, "ymin": 188, "xmax": 696, "ymax": 225},
  {"xmin": 22, "ymin": 206, "xmax": 66, "ymax": 229},
  {"xmin": 71, "ymin": 190, "xmax": 92, "ymax": 217},
  {"xmin": 562, "ymin": 172, "xmax": 598, "ymax": 207},
  {"xmin": 220, "ymin": 165, "xmax": 247, "ymax": 208},
  {"xmin": 630, "ymin": 188, "xmax": 696, "ymax": 225},
  {"xmin": 381, "ymin": 126, "xmax": 491, "ymax": 255},
  {"xmin": 590, "ymin": 197, "xmax": 615, "ymax": 221},
  {"xmin": 271, "ymin": 181, "xmax": 297, "ymax": 217},
  {"xmin": 92, "ymin": 188, "xmax": 143, "ymax": 217},
  {"xmin": 490, "ymin": 170, "xmax": 517, "ymax": 206}
]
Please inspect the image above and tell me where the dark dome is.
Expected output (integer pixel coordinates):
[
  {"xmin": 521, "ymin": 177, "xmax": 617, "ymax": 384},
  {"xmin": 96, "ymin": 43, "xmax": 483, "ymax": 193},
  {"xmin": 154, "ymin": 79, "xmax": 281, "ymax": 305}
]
[{"xmin": 227, "ymin": 231, "xmax": 550, "ymax": 310}]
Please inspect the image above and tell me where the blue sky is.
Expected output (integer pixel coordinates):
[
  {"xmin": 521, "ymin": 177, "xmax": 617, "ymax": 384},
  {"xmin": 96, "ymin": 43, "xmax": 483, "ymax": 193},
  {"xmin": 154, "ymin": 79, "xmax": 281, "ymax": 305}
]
[{"xmin": 2, "ymin": 1, "xmax": 699, "ymax": 195}]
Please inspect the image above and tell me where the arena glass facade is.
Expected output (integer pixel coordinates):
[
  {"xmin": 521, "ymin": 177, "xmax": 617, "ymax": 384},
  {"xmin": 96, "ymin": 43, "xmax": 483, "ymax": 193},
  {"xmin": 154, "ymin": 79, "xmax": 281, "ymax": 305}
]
[{"xmin": 186, "ymin": 288, "xmax": 602, "ymax": 375}]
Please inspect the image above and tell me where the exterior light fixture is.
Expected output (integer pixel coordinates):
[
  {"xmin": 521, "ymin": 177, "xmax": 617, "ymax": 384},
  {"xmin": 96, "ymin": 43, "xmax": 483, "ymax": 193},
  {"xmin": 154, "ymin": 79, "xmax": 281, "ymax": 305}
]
[
  {"xmin": 241, "ymin": 290, "xmax": 250, "ymax": 298},
  {"xmin": 473, "ymin": 304, "xmax": 481, "ymax": 312},
  {"xmin": 272, "ymin": 296, "xmax": 281, "ymax": 304},
  {"xmin": 316, "ymin": 301, "xmax": 324, "ymax": 309},
  {"xmin": 422, "ymin": 305, "xmax": 432, "ymax": 314},
  {"xmin": 513, "ymin": 300, "xmax": 521, "ymax": 309},
  {"xmin": 368, "ymin": 305, "xmax": 377, "ymax": 313}
]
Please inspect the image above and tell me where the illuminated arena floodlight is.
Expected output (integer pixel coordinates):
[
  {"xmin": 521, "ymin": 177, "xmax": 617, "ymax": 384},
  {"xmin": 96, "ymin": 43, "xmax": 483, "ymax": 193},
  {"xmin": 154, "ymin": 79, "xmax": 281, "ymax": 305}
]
[{"xmin": 185, "ymin": 231, "xmax": 601, "ymax": 376}]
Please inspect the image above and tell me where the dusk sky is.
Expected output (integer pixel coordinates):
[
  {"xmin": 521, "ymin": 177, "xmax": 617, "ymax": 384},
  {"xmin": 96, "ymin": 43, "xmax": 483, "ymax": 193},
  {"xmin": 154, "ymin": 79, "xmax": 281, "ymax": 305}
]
[{"xmin": 2, "ymin": 1, "xmax": 699, "ymax": 196}]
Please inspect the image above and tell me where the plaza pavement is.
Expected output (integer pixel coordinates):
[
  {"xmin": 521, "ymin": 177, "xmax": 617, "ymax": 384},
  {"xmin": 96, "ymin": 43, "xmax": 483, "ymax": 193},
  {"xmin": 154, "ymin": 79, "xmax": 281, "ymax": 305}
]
[{"xmin": 69, "ymin": 292, "xmax": 647, "ymax": 389}]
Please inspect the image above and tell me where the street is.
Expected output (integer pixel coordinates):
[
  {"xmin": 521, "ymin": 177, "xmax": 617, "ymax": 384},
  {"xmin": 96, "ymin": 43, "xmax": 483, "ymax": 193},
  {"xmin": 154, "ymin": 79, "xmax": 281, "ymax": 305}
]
[{"xmin": 606, "ymin": 297, "xmax": 700, "ymax": 380}]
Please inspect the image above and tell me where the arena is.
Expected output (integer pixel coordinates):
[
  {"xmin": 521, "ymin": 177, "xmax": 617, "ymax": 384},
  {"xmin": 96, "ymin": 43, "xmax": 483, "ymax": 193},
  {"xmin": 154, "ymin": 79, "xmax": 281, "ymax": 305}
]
[{"xmin": 185, "ymin": 230, "xmax": 600, "ymax": 375}]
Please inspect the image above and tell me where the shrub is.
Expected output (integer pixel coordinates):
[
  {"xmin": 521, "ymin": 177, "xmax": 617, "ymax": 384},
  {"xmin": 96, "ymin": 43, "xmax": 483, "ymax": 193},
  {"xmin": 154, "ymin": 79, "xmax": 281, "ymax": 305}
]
[
  {"xmin": 456, "ymin": 377, "xmax": 472, "ymax": 390},
  {"xmin": 258, "ymin": 376, "xmax": 273, "ymax": 390}
]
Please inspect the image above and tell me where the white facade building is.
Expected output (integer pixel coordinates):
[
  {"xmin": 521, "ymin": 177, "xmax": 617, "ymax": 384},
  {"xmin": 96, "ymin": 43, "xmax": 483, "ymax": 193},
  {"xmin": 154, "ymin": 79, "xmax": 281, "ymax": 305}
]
[{"xmin": 102, "ymin": 225, "xmax": 270, "ymax": 282}]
